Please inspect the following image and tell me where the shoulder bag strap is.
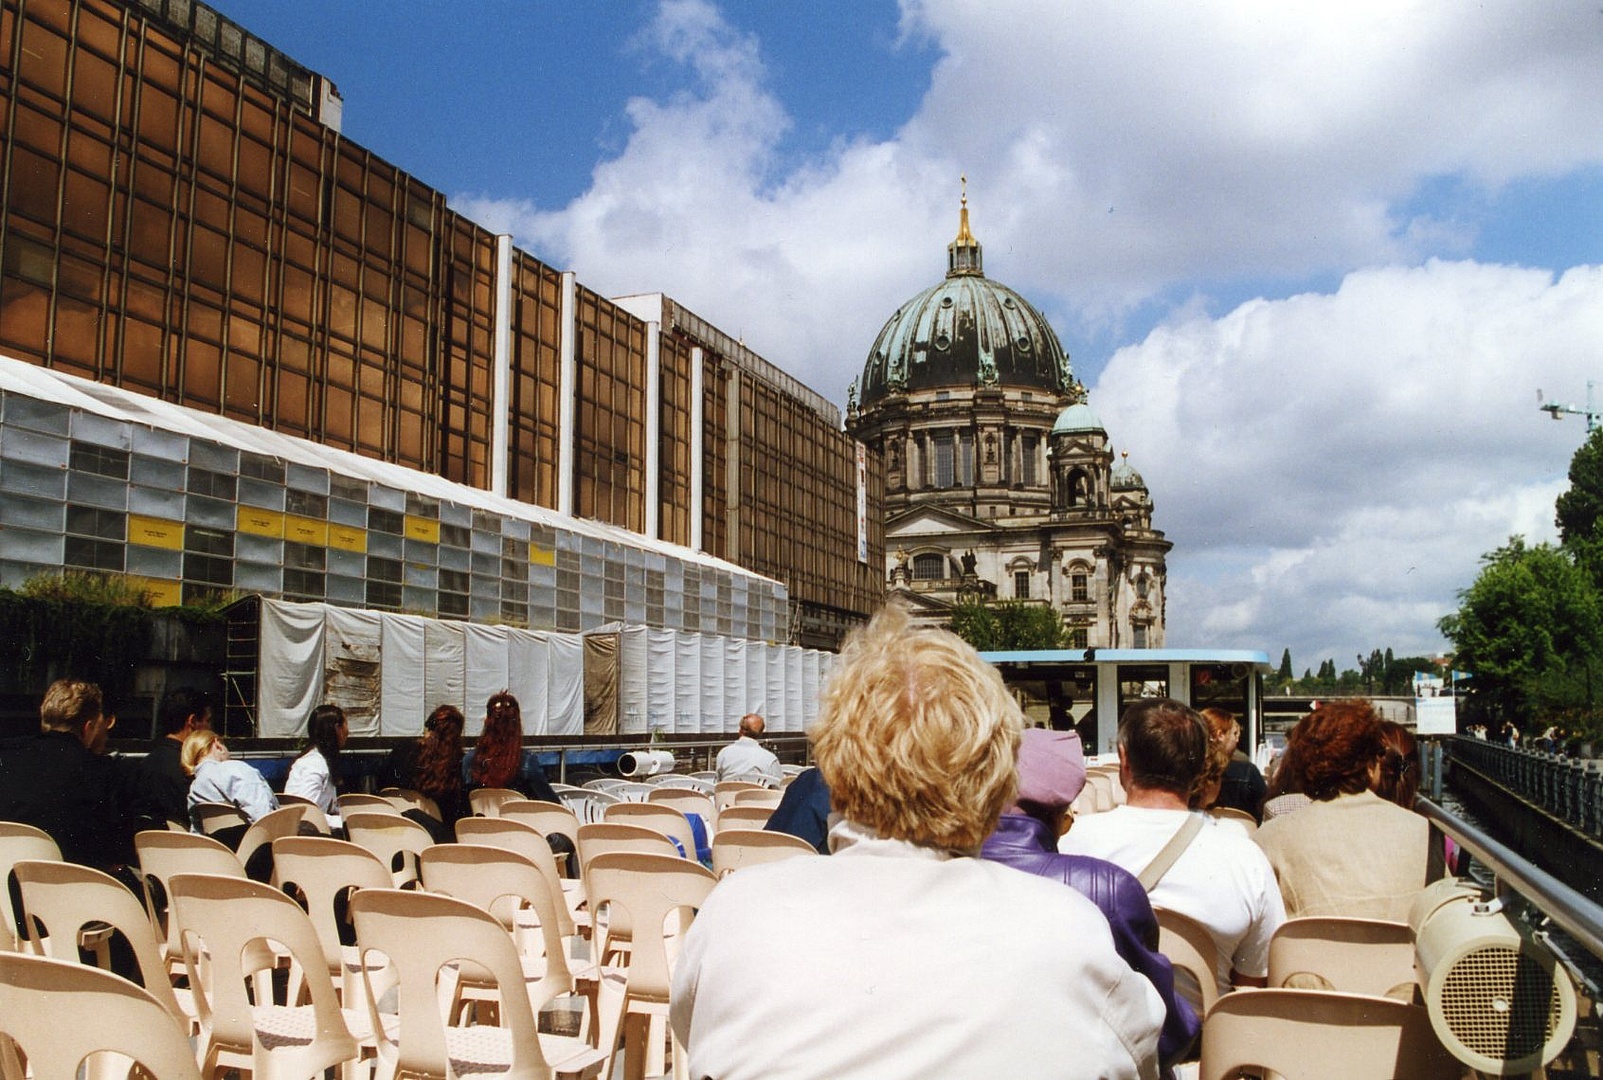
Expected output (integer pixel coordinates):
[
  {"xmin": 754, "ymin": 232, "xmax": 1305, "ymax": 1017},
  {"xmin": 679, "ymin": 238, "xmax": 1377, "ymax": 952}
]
[{"xmin": 1137, "ymin": 812, "xmax": 1205, "ymax": 893}]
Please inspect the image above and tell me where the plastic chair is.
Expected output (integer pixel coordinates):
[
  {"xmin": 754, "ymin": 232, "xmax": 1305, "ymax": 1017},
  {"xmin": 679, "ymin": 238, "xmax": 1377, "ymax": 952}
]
[
  {"xmin": 343, "ymin": 811, "xmax": 435, "ymax": 887},
  {"xmin": 276, "ymin": 792, "xmax": 322, "ymax": 810},
  {"xmin": 0, "ymin": 952, "xmax": 202, "ymax": 1079},
  {"xmin": 11, "ymin": 858, "xmax": 192, "ymax": 1028},
  {"xmin": 1198, "ymin": 988, "xmax": 1460, "ymax": 1080},
  {"xmin": 0, "ymin": 820, "xmax": 61, "ymax": 951},
  {"xmin": 1208, "ymin": 805, "xmax": 1258, "ymax": 834},
  {"xmin": 169, "ymin": 872, "xmax": 362, "ymax": 1079},
  {"xmin": 612, "ymin": 781, "xmax": 658, "ymax": 802},
  {"xmin": 133, "ymin": 829, "xmax": 245, "ymax": 976},
  {"xmin": 469, "ymin": 786, "xmax": 524, "ymax": 817},
  {"xmin": 713, "ymin": 780, "xmax": 766, "ymax": 813},
  {"xmin": 500, "ymin": 799, "xmax": 585, "ymax": 872},
  {"xmin": 716, "ymin": 804, "xmax": 775, "ymax": 831},
  {"xmin": 731, "ymin": 788, "xmax": 784, "ymax": 809},
  {"xmin": 338, "ymin": 793, "xmax": 403, "ymax": 817},
  {"xmin": 710, "ymin": 828, "xmax": 819, "ymax": 877},
  {"xmin": 587, "ymin": 852, "xmax": 718, "ymax": 1080},
  {"xmin": 650, "ymin": 776, "xmax": 714, "ymax": 795},
  {"xmin": 1157, "ymin": 906, "xmax": 1223, "ymax": 1017},
  {"xmin": 270, "ymin": 835, "xmax": 395, "ymax": 1008},
  {"xmin": 604, "ymin": 802, "xmax": 699, "ymax": 861},
  {"xmin": 584, "ymin": 778, "xmax": 630, "ymax": 793},
  {"xmin": 645, "ymin": 789, "xmax": 717, "ymax": 835},
  {"xmin": 234, "ymin": 804, "xmax": 312, "ymax": 878},
  {"xmin": 378, "ymin": 787, "xmax": 442, "ymax": 821},
  {"xmin": 455, "ymin": 816, "xmax": 584, "ymax": 938},
  {"xmin": 350, "ymin": 888, "xmax": 607, "ymax": 1080},
  {"xmin": 562, "ymin": 787, "xmax": 622, "ymax": 824},
  {"xmin": 1268, "ymin": 916, "xmax": 1417, "ymax": 1000},
  {"xmin": 191, "ymin": 800, "xmax": 250, "ymax": 837},
  {"xmin": 577, "ymin": 823, "xmax": 680, "ymax": 871}
]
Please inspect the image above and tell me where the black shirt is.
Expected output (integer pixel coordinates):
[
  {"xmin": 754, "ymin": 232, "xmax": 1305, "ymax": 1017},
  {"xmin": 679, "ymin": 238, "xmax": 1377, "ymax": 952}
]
[{"xmin": 0, "ymin": 729, "xmax": 136, "ymax": 869}]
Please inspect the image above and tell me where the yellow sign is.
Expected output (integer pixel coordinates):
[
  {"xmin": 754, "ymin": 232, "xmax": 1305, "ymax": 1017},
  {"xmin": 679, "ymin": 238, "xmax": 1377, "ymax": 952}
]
[
  {"xmin": 284, "ymin": 514, "xmax": 329, "ymax": 546},
  {"xmin": 405, "ymin": 515, "xmax": 440, "ymax": 544},
  {"xmin": 127, "ymin": 574, "xmax": 183, "ymax": 607},
  {"xmin": 236, "ymin": 507, "xmax": 285, "ymax": 538},
  {"xmin": 126, "ymin": 514, "xmax": 183, "ymax": 550},
  {"xmin": 529, "ymin": 545, "xmax": 556, "ymax": 566},
  {"xmin": 328, "ymin": 524, "xmax": 367, "ymax": 553}
]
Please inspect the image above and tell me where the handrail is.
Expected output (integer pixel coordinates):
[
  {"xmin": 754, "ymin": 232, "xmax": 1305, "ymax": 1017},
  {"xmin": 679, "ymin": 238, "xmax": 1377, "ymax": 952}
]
[{"xmin": 1416, "ymin": 795, "xmax": 1603, "ymax": 963}]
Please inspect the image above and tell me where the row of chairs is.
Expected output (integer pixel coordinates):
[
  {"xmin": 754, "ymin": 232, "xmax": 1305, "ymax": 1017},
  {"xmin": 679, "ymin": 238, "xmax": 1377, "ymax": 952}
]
[{"xmin": 0, "ymin": 807, "xmax": 820, "ymax": 1079}]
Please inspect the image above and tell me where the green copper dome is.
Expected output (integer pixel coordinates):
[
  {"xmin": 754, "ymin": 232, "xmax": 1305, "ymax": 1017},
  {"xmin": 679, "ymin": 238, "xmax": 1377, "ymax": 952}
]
[
  {"xmin": 1052, "ymin": 401, "xmax": 1104, "ymax": 435},
  {"xmin": 857, "ymin": 192, "xmax": 1073, "ymax": 409}
]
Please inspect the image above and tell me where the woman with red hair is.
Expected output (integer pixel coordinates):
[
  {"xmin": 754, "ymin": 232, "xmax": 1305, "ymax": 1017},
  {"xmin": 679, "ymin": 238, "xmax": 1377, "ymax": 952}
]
[
  {"xmin": 381, "ymin": 704, "xmax": 468, "ymax": 839},
  {"xmin": 1253, "ymin": 701, "xmax": 1435, "ymax": 920},
  {"xmin": 463, "ymin": 692, "xmax": 559, "ymax": 803}
]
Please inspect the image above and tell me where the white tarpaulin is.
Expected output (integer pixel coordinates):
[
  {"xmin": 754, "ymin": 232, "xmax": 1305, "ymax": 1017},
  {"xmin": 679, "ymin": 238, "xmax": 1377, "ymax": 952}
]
[
  {"xmin": 803, "ymin": 650, "xmax": 823, "ymax": 729},
  {"xmin": 257, "ymin": 599, "xmax": 326, "ymax": 737},
  {"xmin": 674, "ymin": 633, "xmax": 702, "ymax": 735},
  {"xmin": 506, "ymin": 629, "xmax": 549, "ymax": 736},
  {"xmin": 617, "ymin": 627, "xmax": 650, "ymax": 735},
  {"xmin": 700, "ymin": 635, "xmax": 725, "ymax": 734},
  {"xmin": 723, "ymin": 638, "xmax": 746, "ymax": 733},
  {"xmin": 463, "ymin": 623, "xmax": 511, "ymax": 727},
  {"xmin": 745, "ymin": 640, "xmax": 769, "ymax": 725},
  {"xmin": 322, "ymin": 606, "xmax": 383, "ymax": 737},
  {"xmin": 766, "ymin": 644, "xmax": 788, "ymax": 732},
  {"xmin": 646, "ymin": 629, "xmax": 677, "ymax": 735},
  {"xmin": 546, "ymin": 632, "xmax": 584, "ymax": 737},
  {"xmin": 379, "ymin": 615, "xmax": 427, "ymax": 735},
  {"xmin": 784, "ymin": 646, "xmax": 805, "ymax": 734},
  {"xmin": 424, "ymin": 621, "xmax": 468, "ymax": 732}
]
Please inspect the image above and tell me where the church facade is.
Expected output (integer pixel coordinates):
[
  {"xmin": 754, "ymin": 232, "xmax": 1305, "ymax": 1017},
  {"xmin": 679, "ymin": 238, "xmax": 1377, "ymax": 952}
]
[{"xmin": 845, "ymin": 194, "xmax": 1171, "ymax": 648}]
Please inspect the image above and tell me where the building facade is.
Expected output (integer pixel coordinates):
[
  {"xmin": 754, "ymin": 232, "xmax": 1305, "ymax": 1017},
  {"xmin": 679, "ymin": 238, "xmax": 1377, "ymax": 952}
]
[
  {"xmin": 0, "ymin": 0, "xmax": 881, "ymax": 648},
  {"xmin": 845, "ymin": 194, "xmax": 1170, "ymax": 648}
]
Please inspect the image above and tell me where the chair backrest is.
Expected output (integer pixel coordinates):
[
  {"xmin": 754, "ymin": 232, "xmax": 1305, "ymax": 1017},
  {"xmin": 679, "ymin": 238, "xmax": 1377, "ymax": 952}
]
[
  {"xmin": 576, "ymin": 822, "xmax": 679, "ymax": 875},
  {"xmin": 499, "ymin": 799, "xmax": 583, "ymax": 856},
  {"xmin": 585, "ymin": 851, "xmax": 716, "ymax": 1004},
  {"xmin": 338, "ymin": 792, "xmax": 402, "ymax": 817},
  {"xmin": 343, "ymin": 811, "xmax": 434, "ymax": 887},
  {"xmin": 612, "ymin": 781, "xmax": 658, "ymax": 802},
  {"xmin": 417, "ymin": 844, "xmax": 574, "ymax": 1001},
  {"xmin": 468, "ymin": 786, "xmax": 522, "ymax": 817},
  {"xmin": 1156, "ymin": 906, "xmax": 1222, "ymax": 1017},
  {"xmin": 453, "ymin": 817, "xmax": 578, "ymax": 937},
  {"xmin": 11, "ymin": 858, "xmax": 186, "ymax": 1021},
  {"xmin": 234, "ymin": 804, "xmax": 310, "ymax": 873},
  {"xmin": 1208, "ymin": 805, "xmax": 1258, "ymax": 834},
  {"xmin": 1199, "ymin": 988, "xmax": 1460, "ymax": 1080},
  {"xmin": 170, "ymin": 872, "xmax": 357, "ymax": 1077},
  {"xmin": 584, "ymin": 778, "xmax": 629, "ymax": 792},
  {"xmin": 1268, "ymin": 916, "xmax": 1417, "ymax": 1000},
  {"xmin": 379, "ymin": 787, "xmax": 442, "ymax": 820},
  {"xmin": 645, "ymin": 788, "xmax": 717, "ymax": 830},
  {"xmin": 603, "ymin": 802, "xmax": 697, "ymax": 859},
  {"xmin": 561, "ymin": 787, "xmax": 621, "ymax": 824},
  {"xmin": 190, "ymin": 800, "xmax": 249, "ymax": 836},
  {"xmin": 710, "ymin": 828, "xmax": 819, "ymax": 877},
  {"xmin": 270, "ymin": 836, "xmax": 393, "ymax": 975},
  {"xmin": 350, "ymin": 888, "xmax": 554, "ymax": 1079},
  {"xmin": 133, "ymin": 829, "xmax": 244, "ymax": 959},
  {"xmin": 732, "ymin": 788, "xmax": 784, "ymax": 809},
  {"xmin": 275, "ymin": 792, "xmax": 321, "ymax": 810},
  {"xmin": 716, "ymin": 804, "xmax": 774, "ymax": 831},
  {"xmin": 713, "ymin": 780, "xmax": 766, "ymax": 813},
  {"xmin": 649, "ymin": 775, "xmax": 714, "ymax": 794},
  {"xmin": 0, "ymin": 820, "xmax": 61, "ymax": 950},
  {"xmin": 1085, "ymin": 772, "xmax": 1118, "ymax": 812},
  {"xmin": 0, "ymin": 952, "xmax": 202, "ymax": 1079}
]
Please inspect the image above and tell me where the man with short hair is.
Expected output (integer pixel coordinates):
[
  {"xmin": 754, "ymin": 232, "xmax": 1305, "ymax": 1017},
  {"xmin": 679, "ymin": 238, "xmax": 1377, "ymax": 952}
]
[
  {"xmin": 128, "ymin": 687, "xmax": 213, "ymax": 831},
  {"xmin": 0, "ymin": 679, "xmax": 135, "ymax": 870},
  {"xmin": 1060, "ymin": 698, "xmax": 1285, "ymax": 1002},
  {"xmin": 714, "ymin": 713, "xmax": 782, "ymax": 783}
]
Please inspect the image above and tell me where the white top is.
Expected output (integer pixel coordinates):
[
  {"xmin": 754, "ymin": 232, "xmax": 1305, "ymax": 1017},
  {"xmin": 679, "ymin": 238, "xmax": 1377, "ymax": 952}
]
[
  {"xmin": 671, "ymin": 819, "xmax": 1164, "ymax": 1080},
  {"xmin": 187, "ymin": 758, "xmax": 279, "ymax": 827},
  {"xmin": 285, "ymin": 748, "xmax": 339, "ymax": 821},
  {"xmin": 714, "ymin": 735, "xmax": 782, "ymax": 783},
  {"xmin": 1059, "ymin": 805, "xmax": 1286, "ymax": 997}
]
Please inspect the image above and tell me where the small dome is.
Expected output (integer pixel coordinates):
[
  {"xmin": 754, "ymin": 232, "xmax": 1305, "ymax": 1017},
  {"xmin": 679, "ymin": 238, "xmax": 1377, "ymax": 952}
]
[
  {"xmin": 1111, "ymin": 452, "xmax": 1145, "ymax": 490},
  {"xmin": 1052, "ymin": 402, "xmax": 1104, "ymax": 435}
]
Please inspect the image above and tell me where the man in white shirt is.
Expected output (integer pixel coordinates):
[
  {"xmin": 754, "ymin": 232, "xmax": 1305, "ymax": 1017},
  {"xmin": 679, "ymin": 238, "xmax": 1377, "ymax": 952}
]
[
  {"xmin": 1060, "ymin": 698, "xmax": 1285, "ymax": 1002},
  {"xmin": 715, "ymin": 713, "xmax": 782, "ymax": 783}
]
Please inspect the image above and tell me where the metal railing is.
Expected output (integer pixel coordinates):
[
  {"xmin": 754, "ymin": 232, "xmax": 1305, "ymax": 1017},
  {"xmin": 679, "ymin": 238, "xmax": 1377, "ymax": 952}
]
[{"xmin": 1447, "ymin": 737, "xmax": 1603, "ymax": 838}]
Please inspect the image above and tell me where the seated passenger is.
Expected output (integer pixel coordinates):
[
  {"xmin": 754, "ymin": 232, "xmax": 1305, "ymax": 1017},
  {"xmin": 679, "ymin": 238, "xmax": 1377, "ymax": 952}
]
[
  {"xmin": 382, "ymin": 704, "xmax": 468, "ymax": 840},
  {"xmin": 285, "ymin": 704, "xmax": 347, "ymax": 829},
  {"xmin": 763, "ymin": 765, "xmax": 833, "ymax": 853},
  {"xmin": 1059, "ymin": 698, "xmax": 1285, "ymax": 1002},
  {"xmin": 463, "ymin": 692, "xmax": 559, "ymax": 804},
  {"xmin": 1201, "ymin": 708, "xmax": 1267, "ymax": 823},
  {"xmin": 182, "ymin": 730, "xmax": 279, "ymax": 842},
  {"xmin": 982, "ymin": 728, "xmax": 1200, "ymax": 1072},
  {"xmin": 671, "ymin": 605, "xmax": 1164, "ymax": 1080},
  {"xmin": 1254, "ymin": 702, "xmax": 1435, "ymax": 921}
]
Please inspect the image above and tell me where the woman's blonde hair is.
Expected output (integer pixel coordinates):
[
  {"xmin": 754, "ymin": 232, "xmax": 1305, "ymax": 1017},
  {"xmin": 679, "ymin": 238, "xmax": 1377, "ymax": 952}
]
[
  {"xmin": 180, "ymin": 729, "xmax": 220, "ymax": 776},
  {"xmin": 811, "ymin": 604, "xmax": 1022, "ymax": 853}
]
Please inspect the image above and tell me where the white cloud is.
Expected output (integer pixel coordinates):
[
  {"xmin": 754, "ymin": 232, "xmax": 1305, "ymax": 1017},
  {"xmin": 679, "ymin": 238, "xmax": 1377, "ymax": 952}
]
[{"xmin": 1097, "ymin": 261, "xmax": 1603, "ymax": 664}]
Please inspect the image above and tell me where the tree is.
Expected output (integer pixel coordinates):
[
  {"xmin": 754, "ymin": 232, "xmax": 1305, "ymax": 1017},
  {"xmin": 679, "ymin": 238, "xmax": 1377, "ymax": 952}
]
[
  {"xmin": 1276, "ymin": 648, "xmax": 1293, "ymax": 682},
  {"xmin": 948, "ymin": 601, "xmax": 1065, "ymax": 651},
  {"xmin": 1555, "ymin": 425, "xmax": 1603, "ymax": 550}
]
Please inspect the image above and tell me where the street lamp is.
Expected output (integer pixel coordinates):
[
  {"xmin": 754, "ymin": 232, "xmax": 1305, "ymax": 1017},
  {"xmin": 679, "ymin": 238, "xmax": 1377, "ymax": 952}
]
[{"xmin": 1537, "ymin": 381, "xmax": 1601, "ymax": 432}]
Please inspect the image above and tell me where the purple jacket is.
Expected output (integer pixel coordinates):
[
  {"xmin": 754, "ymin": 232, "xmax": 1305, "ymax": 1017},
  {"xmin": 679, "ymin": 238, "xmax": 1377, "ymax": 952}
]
[{"xmin": 982, "ymin": 813, "xmax": 1200, "ymax": 1069}]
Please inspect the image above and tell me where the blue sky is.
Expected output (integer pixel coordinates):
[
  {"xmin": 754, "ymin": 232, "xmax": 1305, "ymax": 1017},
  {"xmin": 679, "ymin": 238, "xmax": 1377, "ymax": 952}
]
[{"xmin": 209, "ymin": 0, "xmax": 1603, "ymax": 674}]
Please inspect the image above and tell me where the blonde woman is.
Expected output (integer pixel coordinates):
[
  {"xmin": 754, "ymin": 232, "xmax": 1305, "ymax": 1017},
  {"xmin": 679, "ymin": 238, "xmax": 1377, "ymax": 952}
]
[{"xmin": 182, "ymin": 729, "xmax": 279, "ymax": 837}]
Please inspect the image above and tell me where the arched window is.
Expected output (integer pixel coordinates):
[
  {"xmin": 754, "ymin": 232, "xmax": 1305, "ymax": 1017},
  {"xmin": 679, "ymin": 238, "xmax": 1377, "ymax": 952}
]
[{"xmin": 912, "ymin": 553, "xmax": 946, "ymax": 580}]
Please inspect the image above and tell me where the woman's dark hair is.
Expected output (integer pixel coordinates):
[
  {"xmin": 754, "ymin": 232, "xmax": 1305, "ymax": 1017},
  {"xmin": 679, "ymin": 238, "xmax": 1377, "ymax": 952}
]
[
  {"xmin": 415, "ymin": 704, "xmax": 465, "ymax": 800},
  {"xmin": 302, "ymin": 703, "xmax": 346, "ymax": 775},
  {"xmin": 470, "ymin": 692, "xmax": 523, "ymax": 789},
  {"xmin": 1279, "ymin": 700, "xmax": 1384, "ymax": 801},
  {"xmin": 1373, "ymin": 720, "xmax": 1418, "ymax": 807}
]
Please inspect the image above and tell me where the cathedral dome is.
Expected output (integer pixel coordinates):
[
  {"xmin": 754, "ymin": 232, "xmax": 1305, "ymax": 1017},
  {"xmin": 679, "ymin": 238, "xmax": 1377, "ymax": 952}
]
[
  {"xmin": 857, "ymin": 190, "xmax": 1072, "ymax": 409},
  {"xmin": 1052, "ymin": 401, "xmax": 1104, "ymax": 435},
  {"xmin": 1111, "ymin": 452, "xmax": 1145, "ymax": 490}
]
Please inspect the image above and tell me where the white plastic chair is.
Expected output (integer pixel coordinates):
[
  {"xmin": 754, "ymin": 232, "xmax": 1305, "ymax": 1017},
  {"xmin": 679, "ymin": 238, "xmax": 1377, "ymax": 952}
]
[
  {"xmin": 710, "ymin": 828, "xmax": 818, "ymax": 877},
  {"xmin": 0, "ymin": 820, "xmax": 61, "ymax": 952}
]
